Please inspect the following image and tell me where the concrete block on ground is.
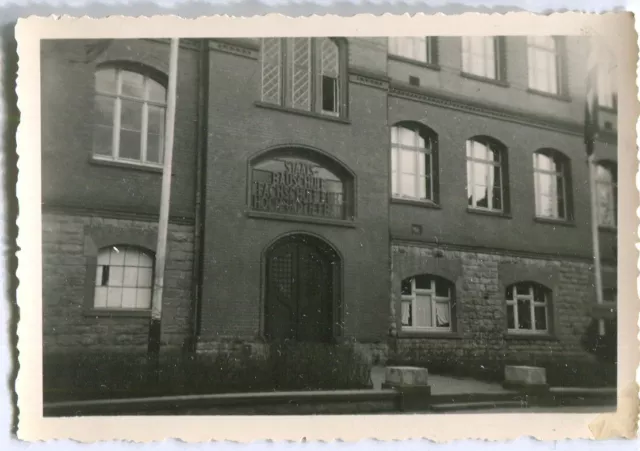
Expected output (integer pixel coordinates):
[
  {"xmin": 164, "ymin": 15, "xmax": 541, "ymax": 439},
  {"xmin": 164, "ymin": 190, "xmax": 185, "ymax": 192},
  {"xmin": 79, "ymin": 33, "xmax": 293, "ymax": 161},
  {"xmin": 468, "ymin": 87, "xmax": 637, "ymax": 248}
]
[
  {"xmin": 503, "ymin": 365, "xmax": 548, "ymax": 392},
  {"xmin": 382, "ymin": 366, "xmax": 431, "ymax": 412},
  {"xmin": 384, "ymin": 366, "xmax": 429, "ymax": 387}
]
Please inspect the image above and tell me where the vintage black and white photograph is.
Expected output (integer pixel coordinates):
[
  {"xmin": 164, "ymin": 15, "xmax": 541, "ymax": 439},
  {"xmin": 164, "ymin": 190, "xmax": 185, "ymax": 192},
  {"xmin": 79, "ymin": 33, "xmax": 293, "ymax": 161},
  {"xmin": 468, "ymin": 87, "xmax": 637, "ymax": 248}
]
[{"xmin": 14, "ymin": 12, "xmax": 638, "ymax": 442}]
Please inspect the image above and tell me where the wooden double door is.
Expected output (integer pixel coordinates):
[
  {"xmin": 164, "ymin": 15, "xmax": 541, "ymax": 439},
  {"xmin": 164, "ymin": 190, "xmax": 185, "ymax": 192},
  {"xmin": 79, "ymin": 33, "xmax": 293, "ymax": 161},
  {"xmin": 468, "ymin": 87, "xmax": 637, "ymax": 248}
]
[{"xmin": 265, "ymin": 235, "xmax": 339, "ymax": 343}]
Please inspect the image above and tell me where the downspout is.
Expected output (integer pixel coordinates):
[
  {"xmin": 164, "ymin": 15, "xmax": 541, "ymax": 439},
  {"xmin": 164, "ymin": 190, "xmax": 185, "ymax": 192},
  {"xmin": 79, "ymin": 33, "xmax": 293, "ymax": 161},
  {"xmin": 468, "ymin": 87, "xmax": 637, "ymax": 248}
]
[{"xmin": 189, "ymin": 38, "xmax": 210, "ymax": 353}]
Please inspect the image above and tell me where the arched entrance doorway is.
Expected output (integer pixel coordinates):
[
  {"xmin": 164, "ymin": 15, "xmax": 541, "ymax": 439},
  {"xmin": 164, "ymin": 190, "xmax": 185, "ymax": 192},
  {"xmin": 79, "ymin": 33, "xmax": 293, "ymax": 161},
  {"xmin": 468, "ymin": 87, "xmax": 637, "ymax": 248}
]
[{"xmin": 264, "ymin": 234, "xmax": 340, "ymax": 343}]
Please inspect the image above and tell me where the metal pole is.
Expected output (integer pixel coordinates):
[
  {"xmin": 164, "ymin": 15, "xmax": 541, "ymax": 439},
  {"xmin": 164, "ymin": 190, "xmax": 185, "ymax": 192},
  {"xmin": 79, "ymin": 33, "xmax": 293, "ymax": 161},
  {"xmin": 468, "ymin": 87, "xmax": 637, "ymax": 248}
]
[
  {"xmin": 588, "ymin": 152, "xmax": 606, "ymax": 337},
  {"xmin": 148, "ymin": 38, "xmax": 180, "ymax": 358}
]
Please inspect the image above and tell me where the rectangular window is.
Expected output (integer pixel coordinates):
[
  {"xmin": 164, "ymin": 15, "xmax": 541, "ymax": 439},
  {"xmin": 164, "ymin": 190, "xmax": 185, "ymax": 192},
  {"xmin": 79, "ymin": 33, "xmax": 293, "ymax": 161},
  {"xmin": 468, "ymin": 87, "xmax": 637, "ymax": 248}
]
[
  {"xmin": 527, "ymin": 36, "xmax": 561, "ymax": 94},
  {"xmin": 461, "ymin": 36, "xmax": 499, "ymax": 79},
  {"xmin": 388, "ymin": 37, "xmax": 438, "ymax": 65},
  {"xmin": 401, "ymin": 276, "xmax": 453, "ymax": 331},
  {"xmin": 260, "ymin": 38, "xmax": 343, "ymax": 117},
  {"xmin": 506, "ymin": 283, "xmax": 549, "ymax": 334}
]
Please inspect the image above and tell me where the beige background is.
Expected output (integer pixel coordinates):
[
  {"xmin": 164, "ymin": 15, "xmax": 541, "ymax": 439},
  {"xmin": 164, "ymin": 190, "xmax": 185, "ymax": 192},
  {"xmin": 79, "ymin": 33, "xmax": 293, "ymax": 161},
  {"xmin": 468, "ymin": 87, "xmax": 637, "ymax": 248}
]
[{"xmin": 14, "ymin": 12, "xmax": 639, "ymax": 442}]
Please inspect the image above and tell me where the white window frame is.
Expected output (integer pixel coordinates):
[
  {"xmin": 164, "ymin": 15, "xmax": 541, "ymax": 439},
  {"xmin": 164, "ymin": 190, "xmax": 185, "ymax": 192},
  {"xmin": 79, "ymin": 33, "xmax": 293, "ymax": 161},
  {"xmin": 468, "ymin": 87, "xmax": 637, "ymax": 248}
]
[
  {"xmin": 93, "ymin": 68, "xmax": 167, "ymax": 168},
  {"xmin": 596, "ymin": 163, "xmax": 617, "ymax": 227},
  {"xmin": 94, "ymin": 245, "xmax": 154, "ymax": 310},
  {"xmin": 466, "ymin": 139, "xmax": 504, "ymax": 212},
  {"xmin": 506, "ymin": 283, "xmax": 549, "ymax": 334},
  {"xmin": 391, "ymin": 126, "xmax": 435, "ymax": 202},
  {"xmin": 461, "ymin": 36, "xmax": 499, "ymax": 80},
  {"xmin": 260, "ymin": 38, "xmax": 343, "ymax": 117},
  {"xmin": 527, "ymin": 36, "xmax": 560, "ymax": 94},
  {"xmin": 401, "ymin": 277, "xmax": 452, "ymax": 331},
  {"xmin": 533, "ymin": 151, "xmax": 569, "ymax": 220}
]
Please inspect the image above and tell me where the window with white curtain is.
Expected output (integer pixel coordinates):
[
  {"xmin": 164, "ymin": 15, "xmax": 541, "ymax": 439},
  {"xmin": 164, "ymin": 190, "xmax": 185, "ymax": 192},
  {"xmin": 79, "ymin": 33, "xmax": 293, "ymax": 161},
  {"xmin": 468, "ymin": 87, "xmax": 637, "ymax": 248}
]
[
  {"xmin": 527, "ymin": 36, "xmax": 560, "ymax": 94},
  {"xmin": 94, "ymin": 246, "xmax": 154, "ymax": 310},
  {"xmin": 93, "ymin": 67, "xmax": 166, "ymax": 166},
  {"xmin": 401, "ymin": 275, "xmax": 454, "ymax": 330},
  {"xmin": 466, "ymin": 138, "xmax": 505, "ymax": 212},
  {"xmin": 388, "ymin": 37, "xmax": 438, "ymax": 64},
  {"xmin": 261, "ymin": 38, "xmax": 344, "ymax": 117},
  {"xmin": 461, "ymin": 36, "xmax": 500, "ymax": 79},
  {"xmin": 390, "ymin": 124, "xmax": 437, "ymax": 202},
  {"xmin": 533, "ymin": 150, "xmax": 571, "ymax": 220}
]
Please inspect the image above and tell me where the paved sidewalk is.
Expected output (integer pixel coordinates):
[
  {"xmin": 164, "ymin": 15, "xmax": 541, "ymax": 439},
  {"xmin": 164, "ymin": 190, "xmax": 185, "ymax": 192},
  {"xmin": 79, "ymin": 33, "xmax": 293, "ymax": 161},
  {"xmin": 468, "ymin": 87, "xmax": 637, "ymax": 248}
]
[{"xmin": 370, "ymin": 366, "xmax": 514, "ymax": 395}]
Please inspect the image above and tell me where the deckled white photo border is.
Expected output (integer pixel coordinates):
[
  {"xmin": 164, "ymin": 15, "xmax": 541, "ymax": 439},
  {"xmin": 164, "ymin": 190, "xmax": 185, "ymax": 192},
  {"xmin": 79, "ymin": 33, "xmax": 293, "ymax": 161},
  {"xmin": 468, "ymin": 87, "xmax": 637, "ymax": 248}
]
[{"xmin": 14, "ymin": 12, "xmax": 639, "ymax": 442}]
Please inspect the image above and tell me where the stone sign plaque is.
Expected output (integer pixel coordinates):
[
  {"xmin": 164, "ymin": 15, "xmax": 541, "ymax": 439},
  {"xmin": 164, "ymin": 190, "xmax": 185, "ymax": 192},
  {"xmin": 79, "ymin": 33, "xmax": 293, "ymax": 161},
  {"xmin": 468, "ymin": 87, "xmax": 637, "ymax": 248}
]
[{"xmin": 251, "ymin": 157, "xmax": 346, "ymax": 220}]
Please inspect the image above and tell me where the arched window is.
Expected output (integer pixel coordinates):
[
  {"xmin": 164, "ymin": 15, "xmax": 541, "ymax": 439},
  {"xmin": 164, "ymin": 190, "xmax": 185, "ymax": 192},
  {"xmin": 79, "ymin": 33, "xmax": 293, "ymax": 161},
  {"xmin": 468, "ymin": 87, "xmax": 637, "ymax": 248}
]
[
  {"xmin": 505, "ymin": 282, "xmax": 550, "ymax": 333},
  {"xmin": 596, "ymin": 161, "xmax": 617, "ymax": 227},
  {"xmin": 390, "ymin": 123, "xmax": 438, "ymax": 203},
  {"xmin": 533, "ymin": 149, "xmax": 571, "ymax": 220},
  {"xmin": 94, "ymin": 245, "xmax": 154, "ymax": 309},
  {"xmin": 388, "ymin": 37, "xmax": 438, "ymax": 65},
  {"xmin": 261, "ymin": 38, "xmax": 346, "ymax": 117},
  {"xmin": 400, "ymin": 274, "xmax": 454, "ymax": 330},
  {"xmin": 527, "ymin": 36, "xmax": 562, "ymax": 94},
  {"xmin": 466, "ymin": 137, "xmax": 507, "ymax": 212},
  {"xmin": 93, "ymin": 66, "xmax": 167, "ymax": 166}
]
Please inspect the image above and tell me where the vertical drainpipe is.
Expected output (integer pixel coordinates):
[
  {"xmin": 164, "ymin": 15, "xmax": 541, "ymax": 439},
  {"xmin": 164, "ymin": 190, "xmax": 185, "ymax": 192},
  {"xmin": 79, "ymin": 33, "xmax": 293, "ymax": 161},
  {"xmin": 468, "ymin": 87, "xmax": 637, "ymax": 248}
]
[{"xmin": 189, "ymin": 38, "xmax": 209, "ymax": 353}]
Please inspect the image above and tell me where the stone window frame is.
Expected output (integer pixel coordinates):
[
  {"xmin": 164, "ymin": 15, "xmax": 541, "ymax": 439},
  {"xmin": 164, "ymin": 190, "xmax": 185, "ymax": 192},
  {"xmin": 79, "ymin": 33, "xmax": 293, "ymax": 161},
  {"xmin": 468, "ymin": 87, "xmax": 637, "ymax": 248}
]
[
  {"xmin": 83, "ymin": 224, "xmax": 157, "ymax": 317},
  {"xmin": 390, "ymin": 121, "xmax": 440, "ymax": 206},
  {"xmin": 498, "ymin": 262, "xmax": 558, "ymax": 338},
  {"xmin": 465, "ymin": 136, "xmax": 511, "ymax": 214},
  {"xmin": 91, "ymin": 61, "xmax": 169, "ymax": 170},
  {"xmin": 259, "ymin": 37, "xmax": 349, "ymax": 119},
  {"xmin": 393, "ymin": 257, "xmax": 463, "ymax": 338}
]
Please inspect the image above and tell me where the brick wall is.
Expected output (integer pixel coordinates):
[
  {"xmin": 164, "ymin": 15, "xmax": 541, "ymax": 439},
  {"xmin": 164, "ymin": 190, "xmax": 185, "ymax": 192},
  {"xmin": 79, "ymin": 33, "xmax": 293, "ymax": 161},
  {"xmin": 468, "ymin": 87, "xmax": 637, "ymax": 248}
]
[
  {"xmin": 388, "ymin": 243, "xmax": 599, "ymax": 366},
  {"xmin": 42, "ymin": 212, "xmax": 194, "ymax": 352},
  {"xmin": 40, "ymin": 39, "xmax": 198, "ymax": 220},
  {"xmin": 199, "ymin": 46, "xmax": 391, "ymax": 342}
]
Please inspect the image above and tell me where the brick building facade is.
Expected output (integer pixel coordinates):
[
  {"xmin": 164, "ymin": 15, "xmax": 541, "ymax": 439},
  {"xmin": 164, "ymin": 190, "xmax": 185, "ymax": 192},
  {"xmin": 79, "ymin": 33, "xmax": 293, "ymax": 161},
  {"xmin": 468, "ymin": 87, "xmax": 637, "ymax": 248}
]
[{"xmin": 41, "ymin": 37, "xmax": 618, "ymax": 368}]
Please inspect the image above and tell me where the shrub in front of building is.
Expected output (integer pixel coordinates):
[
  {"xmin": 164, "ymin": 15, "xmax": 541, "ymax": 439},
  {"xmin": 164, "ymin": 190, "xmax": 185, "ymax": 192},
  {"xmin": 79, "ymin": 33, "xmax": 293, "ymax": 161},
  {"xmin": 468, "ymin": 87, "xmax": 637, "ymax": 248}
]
[{"xmin": 43, "ymin": 342, "xmax": 372, "ymax": 403}]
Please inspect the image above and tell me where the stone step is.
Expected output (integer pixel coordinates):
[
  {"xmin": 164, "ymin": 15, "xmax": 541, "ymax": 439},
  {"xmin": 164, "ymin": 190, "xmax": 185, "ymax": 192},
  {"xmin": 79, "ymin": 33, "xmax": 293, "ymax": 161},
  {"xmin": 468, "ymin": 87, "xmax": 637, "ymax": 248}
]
[
  {"xmin": 430, "ymin": 400, "xmax": 525, "ymax": 413},
  {"xmin": 429, "ymin": 392, "xmax": 524, "ymax": 405}
]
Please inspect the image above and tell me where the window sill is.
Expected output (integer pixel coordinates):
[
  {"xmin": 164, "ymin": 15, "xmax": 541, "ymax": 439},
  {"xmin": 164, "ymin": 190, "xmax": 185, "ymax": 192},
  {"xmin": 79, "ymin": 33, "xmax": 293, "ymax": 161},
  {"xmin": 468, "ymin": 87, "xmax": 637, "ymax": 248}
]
[
  {"xmin": 534, "ymin": 216, "xmax": 575, "ymax": 228},
  {"xmin": 90, "ymin": 156, "xmax": 164, "ymax": 173},
  {"xmin": 505, "ymin": 332, "xmax": 558, "ymax": 342},
  {"xmin": 388, "ymin": 55, "xmax": 440, "ymax": 71},
  {"xmin": 246, "ymin": 210, "xmax": 357, "ymax": 228},
  {"xmin": 467, "ymin": 208, "xmax": 511, "ymax": 219},
  {"xmin": 398, "ymin": 329, "xmax": 462, "ymax": 339},
  {"xmin": 391, "ymin": 197, "xmax": 441, "ymax": 209},
  {"xmin": 84, "ymin": 308, "xmax": 151, "ymax": 318},
  {"xmin": 460, "ymin": 72, "xmax": 509, "ymax": 87},
  {"xmin": 599, "ymin": 225, "xmax": 617, "ymax": 233},
  {"xmin": 526, "ymin": 88, "xmax": 572, "ymax": 103},
  {"xmin": 598, "ymin": 105, "xmax": 618, "ymax": 114},
  {"xmin": 254, "ymin": 101, "xmax": 351, "ymax": 124}
]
